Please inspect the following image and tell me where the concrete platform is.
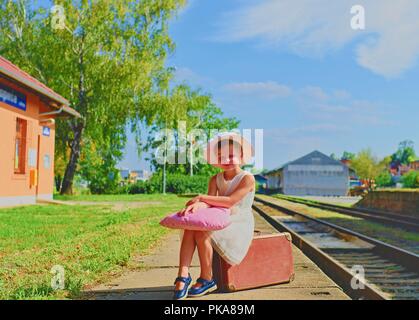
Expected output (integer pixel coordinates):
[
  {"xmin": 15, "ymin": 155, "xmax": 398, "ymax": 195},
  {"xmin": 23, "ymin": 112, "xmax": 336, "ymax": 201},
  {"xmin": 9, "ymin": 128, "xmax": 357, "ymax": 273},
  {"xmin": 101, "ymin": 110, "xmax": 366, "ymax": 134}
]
[{"xmin": 83, "ymin": 212, "xmax": 350, "ymax": 300}]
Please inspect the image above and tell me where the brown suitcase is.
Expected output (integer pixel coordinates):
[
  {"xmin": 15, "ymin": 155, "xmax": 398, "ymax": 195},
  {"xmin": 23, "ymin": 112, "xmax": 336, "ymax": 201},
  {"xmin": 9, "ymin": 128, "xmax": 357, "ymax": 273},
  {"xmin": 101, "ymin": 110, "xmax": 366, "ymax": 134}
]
[{"xmin": 212, "ymin": 233, "xmax": 294, "ymax": 292}]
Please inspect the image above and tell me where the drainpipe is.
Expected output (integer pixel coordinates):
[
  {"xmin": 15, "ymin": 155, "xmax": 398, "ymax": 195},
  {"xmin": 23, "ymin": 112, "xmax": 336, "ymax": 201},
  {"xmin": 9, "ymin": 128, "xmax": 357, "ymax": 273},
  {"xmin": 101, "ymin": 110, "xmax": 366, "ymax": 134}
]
[
  {"xmin": 39, "ymin": 118, "xmax": 56, "ymax": 126},
  {"xmin": 39, "ymin": 106, "xmax": 64, "ymax": 117}
]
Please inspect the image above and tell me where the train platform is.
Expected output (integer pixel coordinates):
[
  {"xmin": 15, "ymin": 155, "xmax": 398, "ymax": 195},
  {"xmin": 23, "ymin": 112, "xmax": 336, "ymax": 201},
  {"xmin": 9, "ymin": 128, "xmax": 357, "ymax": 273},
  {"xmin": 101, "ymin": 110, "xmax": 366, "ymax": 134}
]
[{"xmin": 84, "ymin": 212, "xmax": 350, "ymax": 300}]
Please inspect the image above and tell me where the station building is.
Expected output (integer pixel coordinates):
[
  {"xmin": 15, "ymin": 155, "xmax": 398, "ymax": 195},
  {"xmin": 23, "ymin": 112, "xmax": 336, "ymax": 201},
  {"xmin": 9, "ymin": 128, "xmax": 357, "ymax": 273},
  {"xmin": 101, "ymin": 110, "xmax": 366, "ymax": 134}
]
[
  {"xmin": 0, "ymin": 56, "xmax": 80, "ymax": 206},
  {"xmin": 265, "ymin": 150, "xmax": 350, "ymax": 196}
]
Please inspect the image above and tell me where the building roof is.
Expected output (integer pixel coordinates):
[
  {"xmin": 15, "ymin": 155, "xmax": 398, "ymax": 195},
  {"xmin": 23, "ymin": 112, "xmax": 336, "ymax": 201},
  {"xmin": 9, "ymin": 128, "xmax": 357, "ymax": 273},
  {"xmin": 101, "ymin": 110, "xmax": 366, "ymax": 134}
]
[
  {"xmin": 264, "ymin": 150, "xmax": 345, "ymax": 175},
  {"xmin": 288, "ymin": 150, "xmax": 345, "ymax": 166},
  {"xmin": 253, "ymin": 174, "xmax": 267, "ymax": 181},
  {"xmin": 264, "ymin": 162, "xmax": 289, "ymax": 175},
  {"xmin": 0, "ymin": 55, "xmax": 80, "ymax": 118}
]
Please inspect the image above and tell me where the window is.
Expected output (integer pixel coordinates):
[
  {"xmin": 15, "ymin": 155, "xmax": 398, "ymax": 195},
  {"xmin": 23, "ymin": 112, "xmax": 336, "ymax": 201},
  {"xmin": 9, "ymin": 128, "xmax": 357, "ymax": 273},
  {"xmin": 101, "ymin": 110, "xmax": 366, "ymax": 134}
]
[{"xmin": 14, "ymin": 118, "xmax": 27, "ymax": 174}]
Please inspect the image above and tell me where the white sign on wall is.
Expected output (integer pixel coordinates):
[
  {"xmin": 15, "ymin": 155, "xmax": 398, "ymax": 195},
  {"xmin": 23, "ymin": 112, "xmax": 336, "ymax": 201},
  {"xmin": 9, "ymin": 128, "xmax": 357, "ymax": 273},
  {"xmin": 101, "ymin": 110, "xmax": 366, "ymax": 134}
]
[
  {"xmin": 28, "ymin": 149, "xmax": 37, "ymax": 167},
  {"xmin": 44, "ymin": 154, "xmax": 51, "ymax": 169}
]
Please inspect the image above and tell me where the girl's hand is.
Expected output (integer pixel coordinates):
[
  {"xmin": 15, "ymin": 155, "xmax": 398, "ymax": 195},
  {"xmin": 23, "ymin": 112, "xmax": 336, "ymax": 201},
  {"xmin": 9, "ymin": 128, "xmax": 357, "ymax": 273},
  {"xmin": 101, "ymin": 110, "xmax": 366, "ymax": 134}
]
[
  {"xmin": 185, "ymin": 195, "xmax": 202, "ymax": 206},
  {"xmin": 178, "ymin": 201, "xmax": 209, "ymax": 216}
]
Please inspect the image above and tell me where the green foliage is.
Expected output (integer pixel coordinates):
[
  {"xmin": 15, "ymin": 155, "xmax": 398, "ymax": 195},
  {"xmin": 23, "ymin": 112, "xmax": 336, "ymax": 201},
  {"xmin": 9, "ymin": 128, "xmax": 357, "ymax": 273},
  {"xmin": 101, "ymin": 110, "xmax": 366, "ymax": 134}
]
[
  {"xmin": 350, "ymin": 149, "xmax": 391, "ymax": 180},
  {"xmin": 392, "ymin": 140, "xmax": 416, "ymax": 165},
  {"xmin": 401, "ymin": 170, "xmax": 419, "ymax": 188},
  {"xmin": 121, "ymin": 173, "xmax": 209, "ymax": 195},
  {"xmin": 143, "ymin": 86, "xmax": 239, "ymax": 176},
  {"xmin": 163, "ymin": 174, "xmax": 209, "ymax": 194},
  {"xmin": 0, "ymin": 0, "xmax": 186, "ymax": 193},
  {"xmin": 80, "ymin": 160, "xmax": 121, "ymax": 195},
  {"xmin": 329, "ymin": 153, "xmax": 338, "ymax": 160},
  {"xmin": 342, "ymin": 151, "xmax": 355, "ymax": 160},
  {"xmin": 79, "ymin": 131, "xmax": 125, "ymax": 194},
  {"xmin": 376, "ymin": 171, "xmax": 394, "ymax": 187}
]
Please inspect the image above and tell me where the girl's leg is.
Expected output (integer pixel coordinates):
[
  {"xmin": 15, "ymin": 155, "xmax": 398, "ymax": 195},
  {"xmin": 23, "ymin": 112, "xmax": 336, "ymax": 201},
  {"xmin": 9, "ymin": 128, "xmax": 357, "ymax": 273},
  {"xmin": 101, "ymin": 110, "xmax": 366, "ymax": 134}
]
[
  {"xmin": 192, "ymin": 231, "xmax": 213, "ymax": 288},
  {"xmin": 176, "ymin": 230, "xmax": 196, "ymax": 290}
]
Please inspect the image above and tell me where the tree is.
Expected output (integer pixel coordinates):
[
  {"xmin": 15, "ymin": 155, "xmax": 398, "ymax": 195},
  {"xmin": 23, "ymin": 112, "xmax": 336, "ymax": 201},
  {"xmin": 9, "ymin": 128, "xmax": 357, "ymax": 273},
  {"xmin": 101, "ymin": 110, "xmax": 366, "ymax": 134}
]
[
  {"xmin": 342, "ymin": 151, "xmax": 355, "ymax": 160},
  {"xmin": 350, "ymin": 149, "xmax": 390, "ymax": 180},
  {"xmin": 402, "ymin": 170, "xmax": 419, "ymax": 188},
  {"xmin": 79, "ymin": 129, "xmax": 126, "ymax": 194},
  {"xmin": 0, "ymin": 0, "xmax": 186, "ymax": 194},
  {"xmin": 392, "ymin": 140, "xmax": 416, "ymax": 165},
  {"xmin": 330, "ymin": 153, "xmax": 338, "ymax": 160},
  {"xmin": 54, "ymin": 147, "xmax": 69, "ymax": 193},
  {"xmin": 376, "ymin": 171, "xmax": 394, "ymax": 187},
  {"xmin": 144, "ymin": 86, "xmax": 239, "ymax": 181}
]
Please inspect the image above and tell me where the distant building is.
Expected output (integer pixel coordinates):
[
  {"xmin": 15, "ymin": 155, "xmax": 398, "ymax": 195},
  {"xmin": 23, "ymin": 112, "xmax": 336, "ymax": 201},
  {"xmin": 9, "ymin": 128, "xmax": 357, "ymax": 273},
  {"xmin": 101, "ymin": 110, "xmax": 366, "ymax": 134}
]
[
  {"xmin": 119, "ymin": 168, "xmax": 151, "ymax": 185},
  {"xmin": 131, "ymin": 169, "xmax": 151, "ymax": 181},
  {"xmin": 399, "ymin": 164, "xmax": 411, "ymax": 176},
  {"xmin": 265, "ymin": 168, "xmax": 282, "ymax": 192},
  {"xmin": 265, "ymin": 150, "xmax": 350, "ymax": 196},
  {"xmin": 254, "ymin": 174, "xmax": 267, "ymax": 185},
  {"xmin": 410, "ymin": 160, "xmax": 419, "ymax": 171},
  {"xmin": 119, "ymin": 169, "xmax": 130, "ymax": 180},
  {"xmin": 389, "ymin": 159, "xmax": 419, "ymax": 177},
  {"xmin": 253, "ymin": 174, "xmax": 267, "ymax": 193},
  {"xmin": 341, "ymin": 159, "xmax": 361, "ymax": 188}
]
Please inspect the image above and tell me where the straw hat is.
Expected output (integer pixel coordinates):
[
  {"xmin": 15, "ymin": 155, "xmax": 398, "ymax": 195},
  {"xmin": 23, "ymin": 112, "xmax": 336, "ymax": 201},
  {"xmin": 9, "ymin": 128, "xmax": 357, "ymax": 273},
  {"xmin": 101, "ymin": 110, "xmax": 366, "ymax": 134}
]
[{"xmin": 204, "ymin": 132, "xmax": 254, "ymax": 166}]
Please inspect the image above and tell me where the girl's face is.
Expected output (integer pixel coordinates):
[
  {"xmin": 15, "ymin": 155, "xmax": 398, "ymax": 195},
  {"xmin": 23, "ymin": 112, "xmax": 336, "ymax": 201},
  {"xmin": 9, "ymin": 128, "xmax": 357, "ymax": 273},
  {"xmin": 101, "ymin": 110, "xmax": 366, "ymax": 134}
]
[{"xmin": 215, "ymin": 143, "xmax": 242, "ymax": 170}]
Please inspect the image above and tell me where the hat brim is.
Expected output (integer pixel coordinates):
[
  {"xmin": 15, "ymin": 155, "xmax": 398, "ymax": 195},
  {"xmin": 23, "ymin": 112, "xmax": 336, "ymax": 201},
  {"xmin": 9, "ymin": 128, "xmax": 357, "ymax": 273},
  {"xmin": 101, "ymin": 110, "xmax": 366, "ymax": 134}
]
[{"xmin": 204, "ymin": 132, "xmax": 254, "ymax": 166}]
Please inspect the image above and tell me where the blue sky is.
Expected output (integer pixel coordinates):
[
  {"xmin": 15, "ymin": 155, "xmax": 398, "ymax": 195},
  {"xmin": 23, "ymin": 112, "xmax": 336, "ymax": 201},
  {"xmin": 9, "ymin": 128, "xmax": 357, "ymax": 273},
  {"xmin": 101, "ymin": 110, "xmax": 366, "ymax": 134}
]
[{"xmin": 120, "ymin": 1, "xmax": 419, "ymax": 170}]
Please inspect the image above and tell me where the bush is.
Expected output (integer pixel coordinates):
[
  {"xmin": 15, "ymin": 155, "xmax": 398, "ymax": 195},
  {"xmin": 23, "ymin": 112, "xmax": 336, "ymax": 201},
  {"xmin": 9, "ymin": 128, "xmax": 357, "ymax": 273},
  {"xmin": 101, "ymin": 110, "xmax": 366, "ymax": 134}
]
[
  {"xmin": 376, "ymin": 171, "xmax": 394, "ymax": 187},
  {"xmin": 401, "ymin": 170, "xmax": 419, "ymax": 188},
  {"xmin": 122, "ymin": 174, "xmax": 209, "ymax": 194},
  {"xmin": 165, "ymin": 174, "xmax": 209, "ymax": 194}
]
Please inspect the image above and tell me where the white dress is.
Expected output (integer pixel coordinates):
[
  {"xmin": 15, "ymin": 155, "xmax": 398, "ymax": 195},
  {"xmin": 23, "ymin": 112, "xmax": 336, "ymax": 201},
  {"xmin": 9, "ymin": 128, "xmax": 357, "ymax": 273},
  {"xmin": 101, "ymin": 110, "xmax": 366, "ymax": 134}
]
[{"xmin": 209, "ymin": 171, "xmax": 255, "ymax": 265}]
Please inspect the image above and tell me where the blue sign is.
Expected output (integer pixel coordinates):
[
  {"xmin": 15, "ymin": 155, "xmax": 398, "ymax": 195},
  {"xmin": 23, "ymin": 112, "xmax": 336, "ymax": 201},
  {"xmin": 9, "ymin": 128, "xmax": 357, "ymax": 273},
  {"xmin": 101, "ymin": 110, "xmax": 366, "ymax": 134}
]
[
  {"xmin": 0, "ymin": 84, "xmax": 26, "ymax": 111},
  {"xmin": 42, "ymin": 126, "xmax": 51, "ymax": 137}
]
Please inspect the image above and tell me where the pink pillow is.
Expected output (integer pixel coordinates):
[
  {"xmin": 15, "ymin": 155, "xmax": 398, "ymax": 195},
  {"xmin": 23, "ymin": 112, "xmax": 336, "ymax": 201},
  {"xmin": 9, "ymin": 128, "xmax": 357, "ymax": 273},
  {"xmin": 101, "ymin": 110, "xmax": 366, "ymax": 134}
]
[{"xmin": 160, "ymin": 207, "xmax": 231, "ymax": 231}]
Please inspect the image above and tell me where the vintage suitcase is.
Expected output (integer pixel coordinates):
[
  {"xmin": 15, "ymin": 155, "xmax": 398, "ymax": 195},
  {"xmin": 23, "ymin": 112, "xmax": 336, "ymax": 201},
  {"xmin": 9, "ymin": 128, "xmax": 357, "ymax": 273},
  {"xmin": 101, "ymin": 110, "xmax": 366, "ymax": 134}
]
[{"xmin": 212, "ymin": 233, "xmax": 294, "ymax": 292}]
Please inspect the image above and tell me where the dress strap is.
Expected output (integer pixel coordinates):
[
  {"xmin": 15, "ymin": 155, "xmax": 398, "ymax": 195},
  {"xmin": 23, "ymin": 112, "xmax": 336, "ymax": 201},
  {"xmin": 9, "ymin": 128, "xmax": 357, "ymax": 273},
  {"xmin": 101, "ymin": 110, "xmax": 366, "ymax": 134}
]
[
  {"xmin": 225, "ymin": 171, "xmax": 250, "ymax": 195},
  {"xmin": 216, "ymin": 172, "xmax": 226, "ymax": 195}
]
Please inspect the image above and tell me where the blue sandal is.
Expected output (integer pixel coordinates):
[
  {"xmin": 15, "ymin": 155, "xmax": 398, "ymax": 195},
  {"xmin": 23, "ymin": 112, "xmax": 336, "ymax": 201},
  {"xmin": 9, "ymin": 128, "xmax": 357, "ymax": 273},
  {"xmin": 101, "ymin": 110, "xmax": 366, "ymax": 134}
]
[
  {"xmin": 188, "ymin": 277, "xmax": 217, "ymax": 297},
  {"xmin": 173, "ymin": 274, "xmax": 192, "ymax": 300}
]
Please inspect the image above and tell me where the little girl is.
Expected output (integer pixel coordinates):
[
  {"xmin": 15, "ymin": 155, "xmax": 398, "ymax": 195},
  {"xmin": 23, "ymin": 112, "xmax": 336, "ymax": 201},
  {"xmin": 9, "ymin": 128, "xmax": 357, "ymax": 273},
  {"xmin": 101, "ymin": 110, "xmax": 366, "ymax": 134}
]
[{"xmin": 173, "ymin": 132, "xmax": 255, "ymax": 300}]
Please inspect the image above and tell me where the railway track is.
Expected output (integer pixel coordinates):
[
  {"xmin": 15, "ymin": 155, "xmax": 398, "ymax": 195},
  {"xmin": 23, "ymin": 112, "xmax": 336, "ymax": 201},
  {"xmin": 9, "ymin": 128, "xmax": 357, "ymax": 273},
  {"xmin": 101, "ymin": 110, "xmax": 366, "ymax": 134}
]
[
  {"xmin": 273, "ymin": 194, "xmax": 419, "ymax": 232},
  {"xmin": 253, "ymin": 197, "xmax": 419, "ymax": 300}
]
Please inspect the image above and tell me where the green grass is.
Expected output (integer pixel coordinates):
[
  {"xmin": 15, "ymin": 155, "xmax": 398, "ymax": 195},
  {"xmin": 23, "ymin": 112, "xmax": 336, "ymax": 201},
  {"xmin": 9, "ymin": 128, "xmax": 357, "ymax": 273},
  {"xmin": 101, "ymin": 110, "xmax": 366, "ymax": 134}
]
[
  {"xmin": 54, "ymin": 193, "xmax": 175, "ymax": 202},
  {"xmin": 375, "ymin": 188, "xmax": 419, "ymax": 192},
  {"xmin": 0, "ymin": 194, "xmax": 186, "ymax": 300},
  {"xmin": 274, "ymin": 194, "xmax": 356, "ymax": 208}
]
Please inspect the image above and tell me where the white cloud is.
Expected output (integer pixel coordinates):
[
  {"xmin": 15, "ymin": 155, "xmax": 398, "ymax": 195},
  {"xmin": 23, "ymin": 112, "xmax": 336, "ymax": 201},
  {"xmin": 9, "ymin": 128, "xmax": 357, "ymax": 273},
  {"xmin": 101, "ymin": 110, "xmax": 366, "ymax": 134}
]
[
  {"xmin": 217, "ymin": 0, "xmax": 419, "ymax": 77},
  {"xmin": 174, "ymin": 67, "xmax": 214, "ymax": 87},
  {"xmin": 300, "ymin": 86, "xmax": 329, "ymax": 101},
  {"xmin": 292, "ymin": 124, "xmax": 349, "ymax": 134},
  {"xmin": 295, "ymin": 86, "xmax": 395, "ymax": 126},
  {"xmin": 224, "ymin": 81, "xmax": 292, "ymax": 98},
  {"xmin": 333, "ymin": 90, "xmax": 351, "ymax": 100},
  {"xmin": 222, "ymin": 81, "xmax": 391, "ymax": 127}
]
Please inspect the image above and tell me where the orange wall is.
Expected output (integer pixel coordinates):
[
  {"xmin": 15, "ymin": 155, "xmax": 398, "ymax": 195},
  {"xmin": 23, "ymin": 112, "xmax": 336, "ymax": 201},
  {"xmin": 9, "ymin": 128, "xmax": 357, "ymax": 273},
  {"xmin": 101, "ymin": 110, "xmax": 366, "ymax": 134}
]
[{"xmin": 0, "ymin": 77, "xmax": 55, "ymax": 201}]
